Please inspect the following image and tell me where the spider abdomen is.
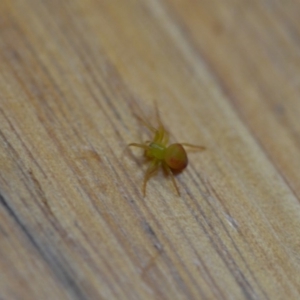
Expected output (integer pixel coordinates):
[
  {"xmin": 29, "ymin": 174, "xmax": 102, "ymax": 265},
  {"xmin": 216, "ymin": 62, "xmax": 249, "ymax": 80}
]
[{"xmin": 164, "ymin": 143, "xmax": 188, "ymax": 171}]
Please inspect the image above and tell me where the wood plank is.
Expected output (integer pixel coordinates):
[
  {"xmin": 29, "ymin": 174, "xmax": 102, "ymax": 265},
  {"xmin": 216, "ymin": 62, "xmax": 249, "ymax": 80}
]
[{"xmin": 0, "ymin": 0, "xmax": 300, "ymax": 299}]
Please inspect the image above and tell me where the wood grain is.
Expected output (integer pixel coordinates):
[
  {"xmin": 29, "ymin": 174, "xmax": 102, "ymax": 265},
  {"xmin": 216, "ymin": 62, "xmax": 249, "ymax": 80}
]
[{"xmin": 1, "ymin": 0, "xmax": 300, "ymax": 299}]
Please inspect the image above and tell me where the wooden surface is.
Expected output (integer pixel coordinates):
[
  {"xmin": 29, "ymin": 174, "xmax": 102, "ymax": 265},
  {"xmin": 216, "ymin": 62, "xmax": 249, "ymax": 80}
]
[{"xmin": 1, "ymin": 0, "xmax": 300, "ymax": 299}]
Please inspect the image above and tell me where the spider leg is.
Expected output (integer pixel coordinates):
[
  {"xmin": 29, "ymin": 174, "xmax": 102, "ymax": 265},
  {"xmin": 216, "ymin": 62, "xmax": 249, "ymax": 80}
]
[
  {"xmin": 162, "ymin": 162, "xmax": 180, "ymax": 196},
  {"xmin": 134, "ymin": 114, "xmax": 157, "ymax": 133},
  {"xmin": 154, "ymin": 100, "xmax": 163, "ymax": 128},
  {"xmin": 162, "ymin": 130, "xmax": 169, "ymax": 145},
  {"xmin": 143, "ymin": 159, "xmax": 160, "ymax": 196},
  {"xmin": 128, "ymin": 143, "xmax": 149, "ymax": 150},
  {"xmin": 181, "ymin": 143, "xmax": 206, "ymax": 151},
  {"xmin": 153, "ymin": 100, "xmax": 169, "ymax": 144}
]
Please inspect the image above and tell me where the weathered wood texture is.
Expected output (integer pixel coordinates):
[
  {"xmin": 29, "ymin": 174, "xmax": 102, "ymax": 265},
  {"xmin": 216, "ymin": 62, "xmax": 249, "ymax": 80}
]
[{"xmin": 1, "ymin": 0, "xmax": 300, "ymax": 299}]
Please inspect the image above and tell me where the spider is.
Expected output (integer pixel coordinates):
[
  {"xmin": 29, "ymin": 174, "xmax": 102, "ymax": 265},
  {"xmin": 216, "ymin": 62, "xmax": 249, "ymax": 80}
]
[{"xmin": 129, "ymin": 106, "xmax": 205, "ymax": 196}]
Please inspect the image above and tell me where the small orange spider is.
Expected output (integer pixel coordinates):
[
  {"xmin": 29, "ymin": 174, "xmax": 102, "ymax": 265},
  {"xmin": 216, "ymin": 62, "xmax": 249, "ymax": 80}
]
[{"xmin": 129, "ymin": 106, "xmax": 205, "ymax": 196}]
